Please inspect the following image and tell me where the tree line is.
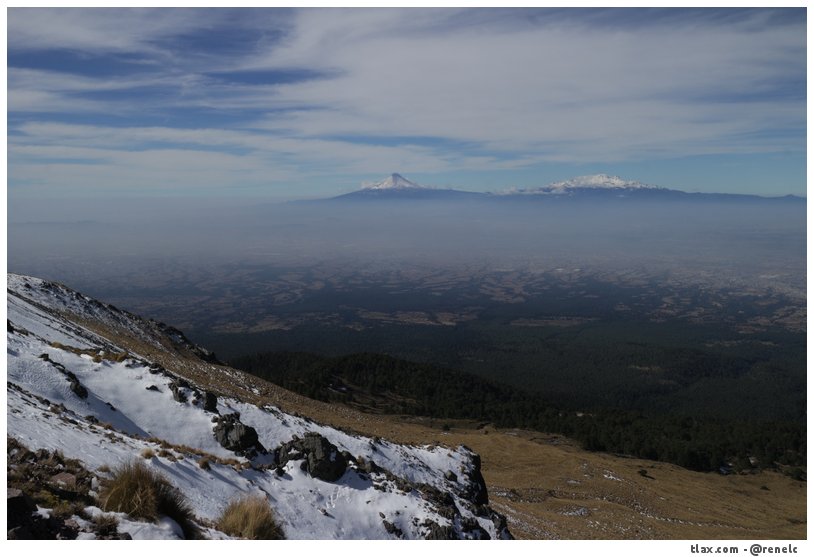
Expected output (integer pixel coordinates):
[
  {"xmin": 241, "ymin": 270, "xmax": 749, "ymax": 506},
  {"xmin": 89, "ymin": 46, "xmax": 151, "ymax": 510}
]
[{"xmin": 230, "ymin": 350, "xmax": 805, "ymax": 475}]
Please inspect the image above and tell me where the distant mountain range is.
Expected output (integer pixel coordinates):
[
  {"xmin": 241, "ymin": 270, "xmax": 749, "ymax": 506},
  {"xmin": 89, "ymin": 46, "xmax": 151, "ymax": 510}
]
[{"xmin": 302, "ymin": 173, "xmax": 803, "ymax": 204}]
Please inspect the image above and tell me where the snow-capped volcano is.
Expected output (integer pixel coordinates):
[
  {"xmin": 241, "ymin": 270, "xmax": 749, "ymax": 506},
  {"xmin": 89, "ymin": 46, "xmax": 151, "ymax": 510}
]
[
  {"xmin": 362, "ymin": 173, "xmax": 426, "ymax": 190},
  {"xmin": 325, "ymin": 173, "xmax": 483, "ymax": 202},
  {"xmin": 548, "ymin": 174, "xmax": 659, "ymax": 191},
  {"xmin": 506, "ymin": 174, "xmax": 661, "ymax": 195}
]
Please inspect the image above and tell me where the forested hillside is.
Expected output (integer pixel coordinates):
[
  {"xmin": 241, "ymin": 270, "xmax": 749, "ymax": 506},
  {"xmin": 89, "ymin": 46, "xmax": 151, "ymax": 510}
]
[{"xmin": 231, "ymin": 351, "xmax": 806, "ymax": 476}]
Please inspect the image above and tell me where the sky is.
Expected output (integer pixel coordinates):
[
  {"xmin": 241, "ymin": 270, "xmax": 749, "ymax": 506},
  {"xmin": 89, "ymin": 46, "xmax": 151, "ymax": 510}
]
[{"xmin": 6, "ymin": 7, "xmax": 807, "ymax": 200}]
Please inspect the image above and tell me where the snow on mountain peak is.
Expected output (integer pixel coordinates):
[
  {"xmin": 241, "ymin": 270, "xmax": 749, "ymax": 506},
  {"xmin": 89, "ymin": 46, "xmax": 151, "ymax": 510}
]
[
  {"xmin": 498, "ymin": 174, "xmax": 661, "ymax": 196},
  {"xmin": 546, "ymin": 174, "xmax": 658, "ymax": 191},
  {"xmin": 363, "ymin": 173, "xmax": 425, "ymax": 190}
]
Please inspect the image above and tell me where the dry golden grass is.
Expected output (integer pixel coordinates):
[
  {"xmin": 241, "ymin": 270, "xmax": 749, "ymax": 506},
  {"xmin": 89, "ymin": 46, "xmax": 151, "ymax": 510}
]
[
  {"xmin": 98, "ymin": 460, "xmax": 198, "ymax": 539},
  {"xmin": 216, "ymin": 495, "xmax": 285, "ymax": 540},
  {"xmin": 49, "ymin": 341, "xmax": 129, "ymax": 363}
]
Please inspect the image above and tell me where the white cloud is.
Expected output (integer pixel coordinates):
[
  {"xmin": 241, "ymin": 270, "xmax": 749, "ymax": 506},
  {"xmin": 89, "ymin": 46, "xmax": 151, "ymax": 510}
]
[
  {"xmin": 9, "ymin": 122, "xmax": 517, "ymax": 195},
  {"xmin": 9, "ymin": 8, "xmax": 210, "ymax": 55},
  {"xmin": 6, "ymin": 8, "xmax": 806, "ymax": 195},
  {"xmin": 245, "ymin": 9, "xmax": 804, "ymax": 161}
]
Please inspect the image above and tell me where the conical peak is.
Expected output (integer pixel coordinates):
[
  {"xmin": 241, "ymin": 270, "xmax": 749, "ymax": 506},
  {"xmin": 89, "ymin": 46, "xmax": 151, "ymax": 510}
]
[{"xmin": 363, "ymin": 173, "xmax": 424, "ymax": 190}]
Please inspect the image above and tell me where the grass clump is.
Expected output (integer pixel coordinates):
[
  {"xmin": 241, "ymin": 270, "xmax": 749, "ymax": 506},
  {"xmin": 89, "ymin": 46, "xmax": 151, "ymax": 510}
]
[
  {"xmin": 141, "ymin": 448, "xmax": 155, "ymax": 459},
  {"xmin": 98, "ymin": 460, "xmax": 198, "ymax": 538},
  {"xmin": 93, "ymin": 513, "xmax": 120, "ymax": 537},
  {"xmin": 216, "ymin": 495, "xmax": 285, "ymax": 540}
]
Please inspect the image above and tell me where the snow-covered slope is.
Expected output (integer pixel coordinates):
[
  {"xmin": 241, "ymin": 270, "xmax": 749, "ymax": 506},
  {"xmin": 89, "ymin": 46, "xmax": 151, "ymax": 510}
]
[{"xmin": 7, "ymin": 273, "xmax": 511, "ymax": 540}]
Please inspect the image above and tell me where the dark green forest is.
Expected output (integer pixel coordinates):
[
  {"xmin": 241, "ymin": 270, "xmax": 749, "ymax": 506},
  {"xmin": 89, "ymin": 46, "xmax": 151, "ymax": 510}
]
[{"xmin": 230, "ymin": 350, "xmax": 806, "ymax": 475}]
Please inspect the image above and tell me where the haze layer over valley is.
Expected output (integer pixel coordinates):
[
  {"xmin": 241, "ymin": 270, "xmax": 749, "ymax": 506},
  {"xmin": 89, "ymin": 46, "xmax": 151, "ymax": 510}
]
[{"xmin": 10, "ymin": 174, "xmax": 806, "ymax": 323}]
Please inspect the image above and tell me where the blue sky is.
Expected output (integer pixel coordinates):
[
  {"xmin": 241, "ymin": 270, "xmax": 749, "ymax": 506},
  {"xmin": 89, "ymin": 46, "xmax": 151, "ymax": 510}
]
[{"xmin": 7, "ymin": 7, "xmax": 807, "ymax": 199}]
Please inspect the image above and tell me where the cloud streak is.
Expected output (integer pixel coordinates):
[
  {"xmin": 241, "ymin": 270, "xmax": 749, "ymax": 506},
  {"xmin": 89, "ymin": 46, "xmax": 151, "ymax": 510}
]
[{"xmin": 7, "ymin": 7, "xmax": 806, "ymax": 196}]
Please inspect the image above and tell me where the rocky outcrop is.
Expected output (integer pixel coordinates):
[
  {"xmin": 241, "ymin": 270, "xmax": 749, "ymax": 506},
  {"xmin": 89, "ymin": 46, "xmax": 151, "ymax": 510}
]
[
  {"xmin": 169, "ymin": 380, "xmax": 189, "ymax": 403},
  {"xmin": 275, "ymin": 432, "xmax": 348, "ymax": 482},
  {"xmin": 421, "ymin": 520, "xmax": 457, "ymax": 540},
  {"xmin": 213, "ymin": 413, "xmax": 262, "ymax": 454},
  {"xmin": 461, "ymin": 449, "xmax": 489, "ymax": 505}
]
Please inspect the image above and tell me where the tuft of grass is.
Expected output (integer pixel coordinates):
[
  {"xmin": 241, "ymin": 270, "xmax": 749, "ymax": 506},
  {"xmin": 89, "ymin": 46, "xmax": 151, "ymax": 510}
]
[
  {"xmin": 198, "ymin": 456, "xmax": 211, "ymax": 471},
  {"xmin": 141, "ymin": 448, "xmax": 155, "ymax": 459},
  {"xmin": 98, "ymin": 460, "xmax": 198, "ymax": 539},
  {"xmin": 216, "ymin": 495, "xmax": 285, "ymax": 540},
  {"xmin": 93, "ymin": 513, "xmax": 120, "ymax": 537}
]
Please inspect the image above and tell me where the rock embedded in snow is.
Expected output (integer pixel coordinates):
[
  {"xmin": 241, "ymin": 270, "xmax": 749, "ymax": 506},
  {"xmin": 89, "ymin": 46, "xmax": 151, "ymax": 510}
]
[
  {"xmin": 203, "ymin": 391, "xmax": 218, "ymax": 413},
  {"xmin": 213, "ymin": 413, "xmax": 261, "ymax": 453},
  {"xmin": 276, "ymin": 432, "xmax": 348, "ymax": 482}
]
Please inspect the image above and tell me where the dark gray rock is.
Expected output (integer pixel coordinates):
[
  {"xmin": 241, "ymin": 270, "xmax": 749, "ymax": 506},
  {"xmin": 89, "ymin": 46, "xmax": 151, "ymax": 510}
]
[
  {"xmin": 490, "ymin": 511, "xmax": 513, "ymax": 540},
  {"xmin": 213, "ymin": 413, "xmax": 260, "ymax": 452},
  {"xmin": 444, "ymin": 470, "xmax": 458, "ymax": 482},
  {"xmin": 275, "ymin": 432, "xmax": 347, "ymax": 482},
  {"xmin": 422, "ymin": 520, "xmax": 457, "ymax": 540},
  {"xmin": 382, "ymin": 519, "xmax": 403, "ymax": 538},
  {"xmin": 65, "ymin": 371, "xmax": 88, "ymax": 399},
  {"xmin": 203, "ymin": 391, "xmax": 218, "ymax": 413},
  {"xmin": 462, "ymin": 451, "xmax": 489, "ymax": 505},
  {"xmin": 169, "ymin": 381, "xmax": 188, "ymax": 403},
  {"xmin": 8, "ymin": 488, "xmax": 37, "ymax": 520},
  {"xmin": 460, "ymin": 517, "xmax": 490, "ymax": 539}
]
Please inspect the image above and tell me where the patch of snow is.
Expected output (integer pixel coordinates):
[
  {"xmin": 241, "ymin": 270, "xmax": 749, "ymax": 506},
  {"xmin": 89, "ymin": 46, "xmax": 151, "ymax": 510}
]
[{"xmin": 362, "ymin": 173, "xmax": 427, "ymax": 190}]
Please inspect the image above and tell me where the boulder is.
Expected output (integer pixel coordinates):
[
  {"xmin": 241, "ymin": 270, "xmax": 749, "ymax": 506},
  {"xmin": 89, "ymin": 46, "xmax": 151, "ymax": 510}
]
[
  {"xmin": 203, "ymin": 391, "xmax": 218, "ymax": 413},
  {"xmin": 65, "ymin": 371, "xmax": 88, "ymax": 399},
  {"xmin": 50, "ymin": 472, "xmax": 77, "ymax": 489},
  {"xmin": 169, "ymin": 381, "xmax": 188, "ymax": 403},
  {"xmin": 276, "ymin": 432, "xmax": 347, "ymax": 482},
  {"xmin": 7, "ymin": 488, "xmax": 37, "ymax": 523},
  {"xmin": 422, "ymin": 520, "xmax": 457, "ymax": 540},
  {"xmin": 213, "ymin": 413, "xmax": 260, "ymax": 452},
  {"xmin": 382, "ymin": 519, "xmax": 403, "ymax": 538}
]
